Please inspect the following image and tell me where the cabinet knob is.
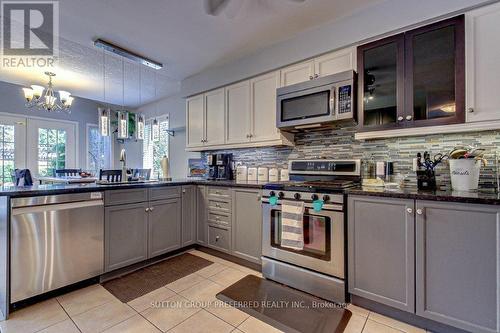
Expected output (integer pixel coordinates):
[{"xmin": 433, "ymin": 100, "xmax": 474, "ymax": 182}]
[
  {"xmin": 309, "ymin": 75, "xmax": 314, "ymax": 80},
  {"xmin": 406, "ymin": 115, "xmax": 413, "ymax": 121},
  {"xmin": 215, "ymin": 235, "xmax": 220, "ymax": 241},
  {"xmin": 150, "ymin": 207, "xmax": 154, "ymax": 211},
  {"xmin": 416, "ymin": 209, "xmax": 423, "ymax": 215},
  {"xmin": 145, "ymin": 208, "xmax": 150, "ymax": 212},
  {"xmin": 468, "ymin": 107, "xmax": 474, "ymax": 113},
  {"xmin": 314, "ymin": 73, "xmax": 319, "ymax": 78},
  {"xmin": 406, "ymin": 208, "xmax": 413, "ymax": 214},
  {"xmin": 397, "ymin": 116, "xmax": 404, "ymax": 122},
  {"xmin": 182, "ymin": 189, "xmax": 186, "ymax": 193}
]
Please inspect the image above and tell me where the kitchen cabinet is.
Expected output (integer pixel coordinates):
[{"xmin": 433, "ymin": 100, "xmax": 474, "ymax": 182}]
[
  {"xmin": 466, "ymin": 2, "xmax": 500, "ymax": 123},
  {"xmin": 415, "ymin": 200, "xmax": 500, "ymax": 333},
  {"xmin": 358, "ymin": 16, "xmax": 465, "ymax": 131},
  {"xmin": 251, "ymin": 71, "xmax": 282, "ymax": 142},
  {"xmin": 105, "ymin": 202, "xmax": 149, "ymax": 272},
  {"xmin": 196, "ymin": 186, "xmax": 207, "ymax": 244},
  {"xmin": 226, "ymin": 81, "xmax": 251, "ymax": 144},
  {"xmin": 280, "ymin": 47, "xmax": 356, "ymax": 87},
  {"xmin": 231, "ymin": 188, "xmax": 262, "ymax": 264},
  {"xmin": 280, "ymin": 60, "xmax": 314, "ymax": 87},
  {"xmin": 148, "ymin": 198, "xmax": 181, "ymax": 258},
  {"xmin": 186, "ymin": 94, "xmax": 205, "ymax": 148},
  {"xmin": 205, "ymin": 88, "xmax": 225, "ymax": 146},
  {"xmin": 314, "ymin": 48, "xmax": 356, "ymax": 78},
  {"xmin": 348, "ymin": 196, "xmax": 415, "ymax": 312},
  {"xmin": 181, "ymin": 185, "xmax": 197, "ymax": 247}
]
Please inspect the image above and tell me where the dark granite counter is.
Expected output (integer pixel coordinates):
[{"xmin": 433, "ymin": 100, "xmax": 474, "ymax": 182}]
[
  {"xmin": 346, "ymin": 186, "xmax": 500, "ymax": 205},
  {"xmin": 0, "ymin": 179, "xmax": 267, "ymax": 198}
]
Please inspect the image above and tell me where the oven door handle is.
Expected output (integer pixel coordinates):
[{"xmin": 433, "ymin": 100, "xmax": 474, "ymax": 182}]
[{"xmin": 262, "ymin": 199, "xmax": 343, "ymax": 211}]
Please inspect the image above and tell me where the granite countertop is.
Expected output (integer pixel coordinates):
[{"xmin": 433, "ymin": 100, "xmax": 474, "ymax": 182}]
[
  {"xmin": 346, "ymin": 186, "xmax": 500, "ymax": 205},
  {"xmin": 0, "ymin": 179, "xmax": 267, "ymax": 197}
]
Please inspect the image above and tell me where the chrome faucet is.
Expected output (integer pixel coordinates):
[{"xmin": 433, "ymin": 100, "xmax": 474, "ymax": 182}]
[{"xmin": 119, "ymin": 148, "xmax": 127, "ymax": 181}]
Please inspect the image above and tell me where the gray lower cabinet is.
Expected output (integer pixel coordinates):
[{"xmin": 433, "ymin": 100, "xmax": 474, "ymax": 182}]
[
  {"xmin": 181, "ymin": 186, "xmax": 197, "ymax": 246},
  {"xmin": 148, "ymin": 198, "xmax": 182, "ymax": 258},
  {"xmin": 196, "ymin": 186, "xmax": 207, "ymax": 244},
  {"xmin": 231, "ymin": 188, "xmax": 262, "ymax": 264},
  {"xmin": 348, "ymin": 195, "xmax": 415, "ymax": 312},
  {"xmin": 415, "ymin": 200, "xmax": 500, "ymax": 333},
  {"xmin": 105, "ymin": 202, "xmax": 149, "ymax": 272}
]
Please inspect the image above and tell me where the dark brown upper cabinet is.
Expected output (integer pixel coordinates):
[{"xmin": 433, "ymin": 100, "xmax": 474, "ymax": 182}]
[{"xmin": 357, "ymin": 15, "xmax": 465, "ymax": 131}]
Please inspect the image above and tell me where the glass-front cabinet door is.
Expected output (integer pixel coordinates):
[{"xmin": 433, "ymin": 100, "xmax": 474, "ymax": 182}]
[
  {"xmin": 357, "ymin": 34, "xmax": 404, "ymax": 130},
  {"xmin": 357, "ymin": 15, "xmax": 465, "ymax": 131},
  {"xmin": 404, "ymin": 15, "xmax": 465, "ymax": 126}
]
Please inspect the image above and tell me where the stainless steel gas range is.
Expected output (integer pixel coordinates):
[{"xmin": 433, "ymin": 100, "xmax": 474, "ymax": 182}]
[{"xmin": 261, "ymin": 159, "xmax": 361, "ymax": 303}]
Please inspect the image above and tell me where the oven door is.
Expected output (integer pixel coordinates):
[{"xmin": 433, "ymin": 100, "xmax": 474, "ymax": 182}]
[
  {"xmin": 277, "ymin": 84, "xmax": 337, "ymax": 129},
  {"xmin": 262, "ymin": 202, "xmax": 344, "ymax": 278}
]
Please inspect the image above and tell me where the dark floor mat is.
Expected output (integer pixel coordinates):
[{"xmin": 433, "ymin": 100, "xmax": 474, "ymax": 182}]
[
  {"xmin": 102, "ymin": 253, "xmax": 212, "ymax": 303},
  {"xmin": 216, "ymin": 275, "xmax": 351, "ymax": 333}
]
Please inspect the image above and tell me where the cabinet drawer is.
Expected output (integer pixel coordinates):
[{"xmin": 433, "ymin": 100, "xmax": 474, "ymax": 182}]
[
  {"xmin": 149, "ymin": 186, "xmax": 181, "ymax": 201},
  {"xmin": 207, "ymin": 187, "xmax": 230, "ymax": 199},
  {"xmin": 208, "ymin": 225, "xmax": 231, "ymax": 252},
  {"xmin": 208, "ymin": 211, "xmax": 231, "ymax": 226},
  {"xmin": 105, "ymin": 189, "xmax": 148, "ymax": 206},
  {"xmin": 208, "ymin": 199, "xmax": 231, "ymax": 212}
]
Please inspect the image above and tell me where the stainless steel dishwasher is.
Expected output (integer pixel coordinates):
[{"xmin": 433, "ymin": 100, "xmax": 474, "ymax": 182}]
[{"xmin": 10, "ymin": 192, "xmax": 104, "ymax": 302}]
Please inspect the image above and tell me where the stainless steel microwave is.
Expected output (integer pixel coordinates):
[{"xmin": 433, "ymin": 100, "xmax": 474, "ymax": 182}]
[{"xmin": 276, "ymin": 70, "xmax": 356, "ymax": 131}]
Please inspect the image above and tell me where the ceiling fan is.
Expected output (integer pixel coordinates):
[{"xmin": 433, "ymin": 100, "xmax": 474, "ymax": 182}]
[{"xmin": 204, "ymin": 0, "xmax": 306, "ymax": 17}]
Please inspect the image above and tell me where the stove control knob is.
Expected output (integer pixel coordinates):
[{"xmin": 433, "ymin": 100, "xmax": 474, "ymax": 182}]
[
  {"xmin": 311, "ymin": 194, "xmax": 319, "ymax": 201},
  {"xmin": 294, "ymin": 193, "xmax": 301, "ymax": 200},
  {"xmin": 322, "ymin": 195, "xmax": 330, "ymax": 202},
  {"xmin": 269, "ymin": 191, "xmax": 276, "ymax": 197},
  {"xmin": 278, "ymin": 192, "xmax": 285, "ymax": 199}
]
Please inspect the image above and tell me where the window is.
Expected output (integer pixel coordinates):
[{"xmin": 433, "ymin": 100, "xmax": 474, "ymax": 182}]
[
  {"xmin": 27, "ymin": 119, "xmax": 77, "ymax": 177},
  {"xmin": 37, "ymin": 128, "xmax": 66, "ymax": 177},
  {"xmin": 0, "ymin": 124, "xmax": 15, "ymax": 185},
  {"xmin": 87, "ymin": 124, "xmax": 112, "ymax": 172},
  {"xmin": 143, "ymin": 116, "xmax": 169, "ymax": 179}
]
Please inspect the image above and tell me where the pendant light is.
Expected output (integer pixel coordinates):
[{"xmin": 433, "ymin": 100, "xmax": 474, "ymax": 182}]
[
  {"xmin": 116, "ymin": 58, "xmax": 129, "ymax": 139},
  {"xmin": 99, "ymin": 49, "xmax": 111, "ymax": 136},
  {"xmin": 135, "ymin": 68, "xmax": 145, "ymax": 140},
  {"xmin": 151, "ymin": 72, "xmax": 160, "ymax": 142}
]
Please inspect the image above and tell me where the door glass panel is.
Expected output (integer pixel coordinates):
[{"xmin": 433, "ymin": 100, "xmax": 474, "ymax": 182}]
[
  {"xmin": 363, "ymin": 42, "xmax": 398, "ymax": 126},
  {"xmin": 0, "ymin": 125, "xmax": 15, "ymax": 185},
  {"xmin": 281, "ymin": 91, "xmax": 330, "ymax": 121},
  {"xmin": 38, "ymin": 128, "xmax": 66, "ymax": 176},
  {"xmin": 412, "ymin": 25, "xmax": 456, "ymax": 120},
  {"xmin": 270, "ymin": 209, "xmax": 331, "ymax": 260}
]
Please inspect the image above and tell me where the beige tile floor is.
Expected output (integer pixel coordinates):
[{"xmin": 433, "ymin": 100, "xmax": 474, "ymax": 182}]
[{"xmin": 0, "ymin": 249, "xmax": 430, "ymax": 333}]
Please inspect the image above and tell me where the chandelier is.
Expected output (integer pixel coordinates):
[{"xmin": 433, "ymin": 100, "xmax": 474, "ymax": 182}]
[{"xmin": 22, "ymin": 72, "xmax": 74, "ymax": 113}]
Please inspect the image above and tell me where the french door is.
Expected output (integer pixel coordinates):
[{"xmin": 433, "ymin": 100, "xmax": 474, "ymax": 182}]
[
  {"xmin": 0, "ymin": 115, "xmax": 26, "ymax": 185},
  {"xmin": 27, "ymin": 119, "xmax": 77, "ymax": 177}
]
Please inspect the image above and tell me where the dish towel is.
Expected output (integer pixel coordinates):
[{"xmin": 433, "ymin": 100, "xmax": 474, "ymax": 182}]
[{"xmin": 281, "ymin": 200, "xmax": 305, "ymax": 250}]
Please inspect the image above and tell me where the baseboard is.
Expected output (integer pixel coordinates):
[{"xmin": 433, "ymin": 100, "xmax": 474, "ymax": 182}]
[{"xmin": 351, "ymin": 295, "xmax": 470, "ymax": 333}]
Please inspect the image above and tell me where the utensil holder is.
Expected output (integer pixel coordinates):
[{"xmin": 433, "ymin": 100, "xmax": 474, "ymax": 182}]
[
  {"xmin": 416, "ymin": 170, "xmax": 437, "ymax": 191},
  {"xmin": 449, "ymin": 159, "xmax": 481, "ymax": 191}
]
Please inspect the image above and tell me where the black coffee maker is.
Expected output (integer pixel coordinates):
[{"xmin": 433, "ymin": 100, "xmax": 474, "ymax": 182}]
[{"xmin": 207, "ymin": 153, "xmax": 233, "ymax": 180}]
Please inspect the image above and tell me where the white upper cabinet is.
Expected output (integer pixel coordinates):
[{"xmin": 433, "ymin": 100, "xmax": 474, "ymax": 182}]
[
  {"xmin": 186, "ymin": 94, "xmax": 205, "ymax": 148},
  {"xmin": 226, "ymin": 81, "xmax": 251, "ymax": 144},
  {"xmin": 251, "ymin": 71, "xmax": 281, "ymax": 142},
  {"xmin": 280, "ymin": 47, "xmax": 356, "ymax": 87},
  {"xmin": 204, "ymin": 88, "xmax": 225, "ymax": 146},
  {"xmin": 280, "ymin": 60, "xmax": 315, "ymax": 87},
  {"xmin": 314, "ymin": 47, "xmax": 356, "ymax": 77},
  {"xmin": 466, "ymin": 3, "xmax": 500, "ymax": 123}
]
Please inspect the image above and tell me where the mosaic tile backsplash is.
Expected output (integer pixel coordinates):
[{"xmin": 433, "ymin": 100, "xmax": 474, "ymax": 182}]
[{"xmin": 202, "ymin": 126, "xmax": 500, "ymax": 190}]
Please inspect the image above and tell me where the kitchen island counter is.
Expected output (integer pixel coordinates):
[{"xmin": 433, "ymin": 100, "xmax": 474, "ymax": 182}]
[{"xmin": 0, "ymin": 179, "xmax": 267, "ymax": 198}]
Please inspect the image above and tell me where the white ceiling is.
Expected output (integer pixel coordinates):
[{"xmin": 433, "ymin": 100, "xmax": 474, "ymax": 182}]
[{"xmin": 0, "ymin": 0, "xmax": 383, "ymax": 107}]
